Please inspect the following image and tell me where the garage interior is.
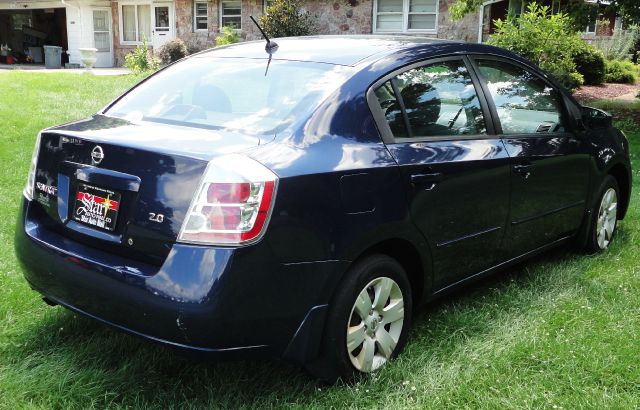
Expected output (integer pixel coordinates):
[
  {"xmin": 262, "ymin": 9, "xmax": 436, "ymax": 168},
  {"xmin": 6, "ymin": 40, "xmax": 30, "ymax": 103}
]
[{"xmin": 0, "ymin": 7, "xmax": 68, "ymax": 65}]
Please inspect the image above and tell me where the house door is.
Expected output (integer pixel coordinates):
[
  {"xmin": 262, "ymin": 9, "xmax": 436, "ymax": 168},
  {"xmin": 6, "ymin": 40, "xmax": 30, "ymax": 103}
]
[
  {"xmin": 152, "ymin": 4, "xmax": 174, "ymax": 50},
  {"xmin": 92, "ymin": 8, "xmax": 113, "ymax": 68}
]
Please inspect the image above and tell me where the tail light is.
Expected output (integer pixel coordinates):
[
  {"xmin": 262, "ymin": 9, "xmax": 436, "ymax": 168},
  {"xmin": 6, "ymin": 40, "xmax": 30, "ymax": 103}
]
[
  {"xmin": 23, "ymin": 133, "xmax": 42, "ymax": 201},
  {"xmin": 178, "ymin": 154, "xmax": 278, "ymax": 246}
]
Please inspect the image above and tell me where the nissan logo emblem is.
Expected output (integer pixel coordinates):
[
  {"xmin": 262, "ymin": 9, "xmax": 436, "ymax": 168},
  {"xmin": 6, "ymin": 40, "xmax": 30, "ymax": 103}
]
[{"xmin": 91, "ymin": 145, "xmax": 104, "ymax": 165}]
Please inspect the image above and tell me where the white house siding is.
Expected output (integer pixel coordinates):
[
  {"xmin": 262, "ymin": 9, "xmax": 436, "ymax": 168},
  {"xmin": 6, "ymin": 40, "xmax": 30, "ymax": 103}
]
[{"xmin": 65, "ymin": 1, "xmax": 112, "ymax": 67}]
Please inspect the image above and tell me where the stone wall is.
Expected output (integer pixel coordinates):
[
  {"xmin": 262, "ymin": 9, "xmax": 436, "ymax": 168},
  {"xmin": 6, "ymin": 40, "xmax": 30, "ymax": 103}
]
[
  {"xmin": 109, "ymin": 0, "xmax": 483, "ymax": 66},
  {"xmin": 175, "ymin": 0, "xmax": 219, "ymax": 52},
  {"xmin": 437, "ymin": 0, "xmax": 480, "ymax": 43},
  {"xmin": 304, "ymin": 0, "xmax": 373, "ymax": 35}
]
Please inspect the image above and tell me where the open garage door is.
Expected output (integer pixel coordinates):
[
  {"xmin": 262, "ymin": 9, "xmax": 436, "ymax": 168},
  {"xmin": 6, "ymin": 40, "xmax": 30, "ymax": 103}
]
[{"xmin": 0, "ymin": 7, "xmax": 68, "ymax": 66}]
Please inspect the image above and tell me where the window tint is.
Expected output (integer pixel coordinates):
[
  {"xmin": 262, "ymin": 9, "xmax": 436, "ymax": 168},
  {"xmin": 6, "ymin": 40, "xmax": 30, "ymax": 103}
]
[
  {"xmin": 374, "ymin": 81, "xmax": 408, "ymax": 138},
  {"xmin": 106, "ymin": 58, "xmax": 352, "ymax": 135},
  {"xmin": 477, "ymin": 60, "xmax": 565, "ymax": 134},
  {"xmin": 375, "ymin": 60, "xmax": 487, "ymax": 139}
]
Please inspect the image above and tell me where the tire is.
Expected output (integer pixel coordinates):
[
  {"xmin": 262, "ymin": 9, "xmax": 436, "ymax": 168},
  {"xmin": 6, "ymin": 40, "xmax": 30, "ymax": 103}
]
[
  {"xmin": 309, "ymin": 254, "xmax": 413, "ymax": 382},
  {"xmin": 584, "ymin": 175, "xmax": 620, "ymax": 253}
]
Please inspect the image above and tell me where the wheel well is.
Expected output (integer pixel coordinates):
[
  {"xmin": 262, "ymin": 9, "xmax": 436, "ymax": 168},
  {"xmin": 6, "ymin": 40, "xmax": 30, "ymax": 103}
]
[
  {"xmin": 358, "ymin": 239, "xmax": 426, "ymax": 306},
  {"xmin": 609, "ymin": 163, "xmax": 630, "ymax": 219}
]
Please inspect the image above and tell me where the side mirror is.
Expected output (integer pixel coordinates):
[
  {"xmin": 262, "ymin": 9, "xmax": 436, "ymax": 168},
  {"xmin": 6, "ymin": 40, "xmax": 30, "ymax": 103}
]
[{"xmin": 581, "ymin": 107, "xmax": 612, "ymax": 129}]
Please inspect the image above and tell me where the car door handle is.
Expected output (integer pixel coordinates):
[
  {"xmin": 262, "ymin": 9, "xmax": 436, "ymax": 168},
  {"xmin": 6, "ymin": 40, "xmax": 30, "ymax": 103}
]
[
  {"xmin": 513, "ymin": 164, "xmax": 533, "ymax": 179},
  {"xmin": 410, "ymin": 172, "xmax": 443, "ymax": 190}
]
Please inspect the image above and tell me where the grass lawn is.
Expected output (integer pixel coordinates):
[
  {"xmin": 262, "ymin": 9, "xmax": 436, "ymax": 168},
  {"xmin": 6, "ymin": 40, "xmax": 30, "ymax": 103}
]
[{"xmin": 1, "ymin": 71, "xmax": 639, "ymax": 409}]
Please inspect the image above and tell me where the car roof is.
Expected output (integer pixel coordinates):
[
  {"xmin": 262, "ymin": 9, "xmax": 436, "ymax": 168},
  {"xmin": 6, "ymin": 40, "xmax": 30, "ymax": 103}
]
[{"xmin": 195, "ymin": 35, "xmax": 464, "ymax": 66}]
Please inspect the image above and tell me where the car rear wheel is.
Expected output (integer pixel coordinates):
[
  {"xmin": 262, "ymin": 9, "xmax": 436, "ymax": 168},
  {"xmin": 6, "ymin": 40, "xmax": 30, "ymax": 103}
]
[
  {"xmin": 311, "ymin": 254, "xmax": 412, "ymax": 381},
  {"xmin": 585, "ymin": 175, "xmax": 619, "ymax": 253}
]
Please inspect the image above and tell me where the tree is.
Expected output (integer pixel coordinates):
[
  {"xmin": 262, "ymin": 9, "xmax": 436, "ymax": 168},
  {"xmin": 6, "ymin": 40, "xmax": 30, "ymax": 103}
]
[
  {"xmin": 451, "ymin": 0, "xmax": 640, "ymax": 28},
  {"xmin": 259, "ymin": 0, "xmax": 317, "ymax": 38},
  {"xmin": 486, "ymin": 3, "xmax": 588, "ymax": 89}
]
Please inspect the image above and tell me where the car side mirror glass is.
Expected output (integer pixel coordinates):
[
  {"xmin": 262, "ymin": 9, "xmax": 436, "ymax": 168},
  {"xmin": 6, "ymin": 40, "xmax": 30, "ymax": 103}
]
[{"xmin": 582, "ymin": 107, "xmax": 612, "ymax": 129}]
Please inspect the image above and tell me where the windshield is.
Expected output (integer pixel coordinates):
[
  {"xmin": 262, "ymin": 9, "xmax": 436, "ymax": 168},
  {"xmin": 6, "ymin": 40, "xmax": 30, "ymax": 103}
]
[{"xmin": 106, "ymin": 57, "xmax": 353, "ymax": 135}]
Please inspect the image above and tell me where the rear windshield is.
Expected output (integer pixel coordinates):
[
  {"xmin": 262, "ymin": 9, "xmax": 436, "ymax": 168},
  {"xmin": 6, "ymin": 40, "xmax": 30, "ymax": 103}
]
[{"xmin": 105, "ymin": 57, "xmax": 353, "ymax": 135}]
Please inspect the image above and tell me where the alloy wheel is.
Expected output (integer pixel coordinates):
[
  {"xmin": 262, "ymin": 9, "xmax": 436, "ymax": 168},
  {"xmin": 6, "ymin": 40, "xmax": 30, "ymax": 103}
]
[
  {"xmin": 596, "ymin": 187, "xmax": 618, "ymax": 249},
  {"xmin": 346, "ymin": 276, "xmax": 405, "ymax": 373}
]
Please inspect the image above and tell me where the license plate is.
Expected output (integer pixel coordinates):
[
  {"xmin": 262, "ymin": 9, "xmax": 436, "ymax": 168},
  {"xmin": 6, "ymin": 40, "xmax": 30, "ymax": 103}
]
[{"xmin": 72, "ymin": 183, "xmax": 121, "ymax": 232}]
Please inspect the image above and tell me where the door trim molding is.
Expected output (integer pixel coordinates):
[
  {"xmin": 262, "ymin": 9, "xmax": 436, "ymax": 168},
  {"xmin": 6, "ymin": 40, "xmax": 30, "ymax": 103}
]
[
  {"xmin": 511, "ymin": 200, "xmax": 586, "ymax": 226},
  {"xmin": 435, "ymin": 226, "xmax": 502, "ymax": 248}
]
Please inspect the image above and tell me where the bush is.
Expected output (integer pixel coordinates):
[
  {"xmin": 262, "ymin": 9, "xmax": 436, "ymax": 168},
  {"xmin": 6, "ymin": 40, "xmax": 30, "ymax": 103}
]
[
  {"xmin": 593, "ymin": 26, "xmax": 640, "ymax": 61},
  {"xmin": 604, "ymin": 59, "xmax": 638, "ymax": 84},
  {"xmin": 124, "ymin": 37, "xmax": 160, "ymax": 74},
  {"xmin": 259, "ymin": 0, "xmax": 317, "ymax": 38},
  {"xmin": 157, "ymin": 38, "xmax": 188, "ymax": 65},
  {"xmin": 184, "ymin": 38, "xmax": 211, "ymax": 55},
  {"xmin": 555, "ymin": 71, "xmax": 586, "ymax": 90},
  {"xmin": 573, "ymin": 46, "xmax": 606, "ymax": 85},
  {"xmin": 215, "ymin": 27, "xmax": 240, "ymax": 46},
  {"xmin": 487, "ymin": 3, "xmax": 585, "ymax": 90}
]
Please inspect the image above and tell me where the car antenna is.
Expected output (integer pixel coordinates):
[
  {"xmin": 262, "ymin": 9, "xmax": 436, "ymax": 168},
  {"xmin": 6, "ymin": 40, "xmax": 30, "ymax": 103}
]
[
  {"xmin": 250, "ymin": 15, "xmax": 278, "ymax": 54},
  {"xmin": 249, "ymin": 16, "xmax": 278, "ymax": 76}
]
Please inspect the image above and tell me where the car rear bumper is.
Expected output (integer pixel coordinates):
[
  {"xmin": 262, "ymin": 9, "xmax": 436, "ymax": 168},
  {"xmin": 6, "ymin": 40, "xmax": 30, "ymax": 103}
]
[{"xmin": 15, "ymin": 198, "xmax": 348, "ymax": 362}]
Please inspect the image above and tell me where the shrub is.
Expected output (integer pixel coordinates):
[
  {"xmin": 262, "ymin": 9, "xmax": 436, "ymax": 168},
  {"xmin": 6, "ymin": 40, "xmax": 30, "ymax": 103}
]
[
  {"xmin": 259, "ymin": 0, "xmax": 317, "ymax": 38},
  {"xmin": 573, "ymin": 46, "xmax": 606, "ymax": 85},
  {"xmin": 157, "ymin": 38, "xmax": 188, "ymax": 65},
  {"xmin": 604, "ymin": 59, "xmax": 638, "ymax": 84},
  {"xmin": 215, "ymin": 26, "xmax": 240, "ymax": 46},
  {"xmin": 593, "ymin": 26, "xmax": 640, "ymax": 61},
  {"xmin": 487, "ymin": 3, "xmax": 585, "ymax": 90},
  {"xmin": 124, "ymin": 37, "xmax": 160, "ymax": 74},
  {"xmin": 184, "ymin": 38, "xmax": 211, "ymax": 55}
]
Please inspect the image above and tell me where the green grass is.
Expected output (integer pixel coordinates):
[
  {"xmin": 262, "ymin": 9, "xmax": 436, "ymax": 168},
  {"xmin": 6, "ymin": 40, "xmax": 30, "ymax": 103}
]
[
  {"xmin": 589, "ymin": 99, "xmax": 640, "ymax": 125},
  {"xmin": 1, "ymin": 71, "xmax": 640, "ymax": 409}
]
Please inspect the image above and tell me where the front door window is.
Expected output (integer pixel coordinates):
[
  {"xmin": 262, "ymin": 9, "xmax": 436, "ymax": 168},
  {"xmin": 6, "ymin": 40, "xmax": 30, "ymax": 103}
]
[
  {"xmin": 476, "ymin": 59, "xmax": 565, "ymax": 134},
  {"xmin": 155, "ymin": 6, "xmax": 170, "ymax": 31},
  {"xmin": 152, "ymin": 5, "xmax": 173, "ymax": 49}
]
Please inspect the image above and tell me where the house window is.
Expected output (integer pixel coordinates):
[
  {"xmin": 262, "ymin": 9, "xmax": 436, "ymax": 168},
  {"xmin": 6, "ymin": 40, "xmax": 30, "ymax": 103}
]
[
  {"xmin": 586, "ymin": 18, "xmax": 596, "ymax": 34},
  {"xmin": 374, "ymin": 0, "xmax": 438, "ymax": 33},
  {"xmin": 221, "ymin": 0, "xmax": 242, "ymax": 29},
  {"xmin": 614, "ymin": 16, "xmax": 623, "ymax": 32},
  {"xmin": 195, "ymin": 2, "xmax": 208, "ymax": 31},
  {"xmin": 508, "ymin": 0, "xmax": 524, "ymax": 18},
  {"xmin": 121, "ymin": 4, "xmax": 151, "ymax": 43}
]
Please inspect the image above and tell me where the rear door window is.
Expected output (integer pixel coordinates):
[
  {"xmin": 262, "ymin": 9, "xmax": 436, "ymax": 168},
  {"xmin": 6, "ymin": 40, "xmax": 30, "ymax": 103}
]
[
  {"xmin": 475, "ymin": 59, "xmax": 566, "ymax": 134},
  {"xmin": 373, "ymin": 59, "xmax": 487, "ymax": 139}
]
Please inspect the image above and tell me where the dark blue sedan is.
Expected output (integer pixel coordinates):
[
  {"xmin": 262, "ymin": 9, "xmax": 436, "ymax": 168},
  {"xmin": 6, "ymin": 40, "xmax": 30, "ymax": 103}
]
[{"xmin": 15, "ymin": 36, "xmax": 631, "ymax": 380}]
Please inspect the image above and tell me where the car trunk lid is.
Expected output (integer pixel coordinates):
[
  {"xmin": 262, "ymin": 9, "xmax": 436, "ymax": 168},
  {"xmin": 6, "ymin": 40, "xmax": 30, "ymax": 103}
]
[{"xmin": 31, "ymin": 115, "xmax": 262, "ymax": 266}]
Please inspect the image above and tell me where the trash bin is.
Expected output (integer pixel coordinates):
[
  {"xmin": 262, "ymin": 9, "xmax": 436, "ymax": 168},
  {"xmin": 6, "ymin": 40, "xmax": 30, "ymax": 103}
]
[{"xmin": 43, "ymin": 45, "xmax": 62, "ymax": 69}]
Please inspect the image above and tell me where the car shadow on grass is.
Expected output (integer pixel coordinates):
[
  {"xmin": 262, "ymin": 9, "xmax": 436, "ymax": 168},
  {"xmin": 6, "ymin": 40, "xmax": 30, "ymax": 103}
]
[{"xmin": 7, "ymin": 227, "xmax": 631, "ymax": 407}]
